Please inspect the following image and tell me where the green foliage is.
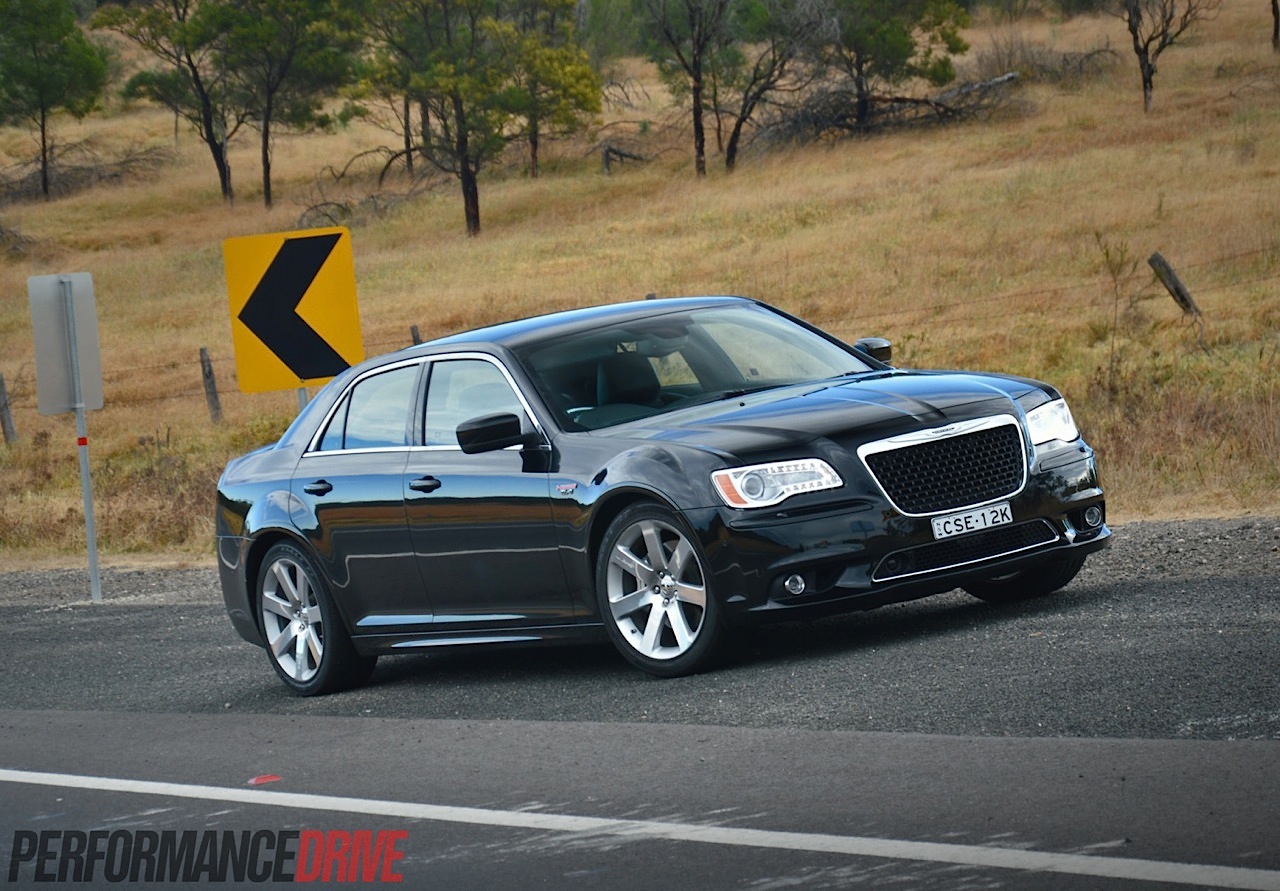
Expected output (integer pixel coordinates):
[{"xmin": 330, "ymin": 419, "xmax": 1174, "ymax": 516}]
[
  {"xmin": 580, "ymin": 0, "xmax": 648, "ymax": 64},
  {"xmin": 0, "ymin": 0, "xmax": 109, "ymax": 120},
  {"xmin": 1056, "ymin": 0, "xmax": 1111, "ymax": 16},
  {"xmin": 202, "ymin": 0, "xmax": 364, "ymax": 205},
  {"xmin": 0, "ymin": 0, "xmax": 110, "ymax": 195},
  {"xmin": 364, "ymin": 0, "xmax": 600, "ymax": 231},
  {"xmin": 93, "ymin": 0, "xmax": 249, "ymax": 201},
  {"xmin": 485, "ymin": 0, "xmax": 602, "ymax": 175},
  {"xmin": 822, "ymin": 0, "xmax": 969, "ymax": 124}
]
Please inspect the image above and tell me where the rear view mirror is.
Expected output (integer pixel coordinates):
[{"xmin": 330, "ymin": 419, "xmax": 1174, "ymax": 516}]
[
  {"xmin": 456, "ymin": 412, "xmax": 539, "ymax": 454},
  {"xmin": 854, "ymin": 337, "xmax": 892, "ymax": 364}
]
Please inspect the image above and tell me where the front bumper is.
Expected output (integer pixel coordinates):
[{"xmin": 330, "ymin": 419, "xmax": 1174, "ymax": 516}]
[{"xmin": 690, "ymin": 445, "xmax": 1108, "ymax": 624}]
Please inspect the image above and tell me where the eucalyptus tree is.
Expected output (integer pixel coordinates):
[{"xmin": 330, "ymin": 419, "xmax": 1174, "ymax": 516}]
[
  {"xmin": 707, "ymin": 0, "xmax": 824, "ymax": 171},
  {"xmin": 487, "ymin": 0, "xmax": 601, "ymax": 178},
  {"xmin": 1116, "ymin": 0, "xmax": 1222, "ymax": 111},
  {"xmin": 94, "ymin": 0, "xmax": 246, "ymax": 202},
  {"xmin": 365, "ymin": 0, "xmax": 511, "ymax": 236},
  {"xmin": 642, "ymin": 0, "xmax": 735, "ymax": 176},
  {"xmin": 0, "ymin": 0, "xmax": 109, "ymax": 198},
  {"xmin": 203, "ymin": 0, "xmax": 365, "ymax": 207},
  {"xmin": 817, "ymin": 0, "xmax": 969, "ymax": 128},
  {"xmin": 367, "ymin": 0, "xmax": 598, "ymax": 234}
]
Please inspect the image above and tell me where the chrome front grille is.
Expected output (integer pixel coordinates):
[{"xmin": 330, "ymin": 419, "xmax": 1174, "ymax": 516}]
[{"xmin": 858, "ymin": 417, "xmax": 1027, "ymax": 515}]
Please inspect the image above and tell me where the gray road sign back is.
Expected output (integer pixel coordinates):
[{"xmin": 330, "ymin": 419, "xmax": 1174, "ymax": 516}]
[{"xmin": 29, "ymin": 273, "xmax": 104, "ymax": 416}]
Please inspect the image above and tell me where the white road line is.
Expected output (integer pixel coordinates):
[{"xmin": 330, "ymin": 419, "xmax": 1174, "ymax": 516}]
[{"xmin": 3, "ymin": 768, "xmax": 1278, "ymax": 890}]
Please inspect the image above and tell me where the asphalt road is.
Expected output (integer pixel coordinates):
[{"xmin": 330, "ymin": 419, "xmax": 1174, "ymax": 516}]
[{"xmin": 1, "ymin": 517, "xmax": 1278, "ymax": 889}]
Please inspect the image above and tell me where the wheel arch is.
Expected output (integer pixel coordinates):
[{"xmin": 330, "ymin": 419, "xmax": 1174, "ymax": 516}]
[
  {"xmin": 586, "ymin": 487, "xmax": 684, "ymax": 577},
  {"xmin": 244, "ymin": 530, "xmax": 317, "ymax": 637}
]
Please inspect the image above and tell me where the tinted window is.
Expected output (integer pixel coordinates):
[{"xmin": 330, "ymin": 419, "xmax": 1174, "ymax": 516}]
[
  {"xmin": 425, "ymin": 359, "xmax": 526, "ymax": 447},
  {"xmin": 318, "ymin": 365, "xmax": 418, "ymax": 451}
]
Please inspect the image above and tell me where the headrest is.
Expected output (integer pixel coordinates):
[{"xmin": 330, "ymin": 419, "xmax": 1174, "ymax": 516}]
[{"xmin": 596, "ymin": 351, "xmax": 660, "ymax": 406}]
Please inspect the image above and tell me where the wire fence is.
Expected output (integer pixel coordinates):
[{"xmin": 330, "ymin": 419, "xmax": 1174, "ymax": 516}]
[{"xmin": 1, "ymin": 244, "xmax": 1277, "ymax": 444}]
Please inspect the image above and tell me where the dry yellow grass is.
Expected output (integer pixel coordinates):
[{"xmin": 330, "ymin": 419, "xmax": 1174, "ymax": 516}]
[{"xmin": 1, "ymin": 5, "xmax": 1278, "ymax": 565}]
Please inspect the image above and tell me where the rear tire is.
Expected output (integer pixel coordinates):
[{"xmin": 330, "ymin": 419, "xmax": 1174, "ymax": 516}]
[
  {"xmin": 596, "ymin": 503, "xmax": 727, "ymax": 677},
  {"xmin": 963, "ymin": 552, "xmax": 1087, "ymax": 603},
  {"xmin": 256, "ymin": 542, "xmax": 376, "ymax": 695}
]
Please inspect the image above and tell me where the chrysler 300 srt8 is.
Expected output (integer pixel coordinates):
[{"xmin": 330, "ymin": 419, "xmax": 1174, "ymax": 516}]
[{"xmin": 216, "ymin": 296, "xmax": 1109, "ymax": 694}]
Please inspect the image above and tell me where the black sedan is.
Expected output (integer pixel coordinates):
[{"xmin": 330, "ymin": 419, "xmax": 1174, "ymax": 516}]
[{"xmin": 216, "ymin": 296, "xmax": 1109, "ymax": 694}]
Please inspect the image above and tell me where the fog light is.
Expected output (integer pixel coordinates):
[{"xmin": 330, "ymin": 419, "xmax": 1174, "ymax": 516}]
[
  {"xmin": 783, "ymin": 574, "xmax": 806, "ymax": 596},
  {"xmin": 1084, "ymin": 506, "xmax": 1103, "ymax": 528}
]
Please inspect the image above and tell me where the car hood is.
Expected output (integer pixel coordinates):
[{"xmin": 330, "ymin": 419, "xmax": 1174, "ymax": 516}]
[{"xmin": 597, "ymin": 370, "xmax": 1046, "ymax": 459}]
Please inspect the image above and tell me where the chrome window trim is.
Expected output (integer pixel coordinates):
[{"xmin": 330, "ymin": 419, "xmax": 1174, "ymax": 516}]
[
  {"xmin": 303, "ymin": 357, "xmax": 425, "ymax": 456},
  {"xmin": 413, "ymin": 351, "xmax": 548, "ymax": 453},
  {"xmin": 302, "ymin": 351, "xmax": 548, "ymax": 457}
]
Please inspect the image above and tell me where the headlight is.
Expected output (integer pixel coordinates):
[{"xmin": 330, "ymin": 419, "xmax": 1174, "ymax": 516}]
[
  {"xmin": 711, "ymin": 459, "xmax": 843, "ymax": 508},
  {"xmin": 1026, "ymin": 398, "xmax": 1079, "ymax": 446}
]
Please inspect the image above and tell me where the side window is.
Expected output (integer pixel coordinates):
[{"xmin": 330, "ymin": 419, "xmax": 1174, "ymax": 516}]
[
  {"xmin": 425, "ymin": 359, "xmax": 525, "ymax": 447},
  {"xmin": 317, "ymin": 365, "xmax": 418, "ymax": 451},
  {"xmin": 317, "ymin": 398, "xmax": 349, "ymax": 452}
]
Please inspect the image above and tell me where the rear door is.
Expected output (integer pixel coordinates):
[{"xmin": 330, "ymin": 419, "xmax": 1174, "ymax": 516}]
[{"xmin": 291, "ymin": 360, "xmax": 429, "ymax": 630}]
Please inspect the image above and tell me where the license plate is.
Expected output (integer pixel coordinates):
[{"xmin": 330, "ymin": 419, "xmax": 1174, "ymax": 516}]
[{"xmin": 931, "ymin": 502, "xmax": 1013, "ymax": 540}]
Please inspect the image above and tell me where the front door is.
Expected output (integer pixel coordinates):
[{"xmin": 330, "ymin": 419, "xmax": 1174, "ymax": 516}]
[{"xmin": 404, "ymin": 356, "xmax": 572, "ymax": 630}]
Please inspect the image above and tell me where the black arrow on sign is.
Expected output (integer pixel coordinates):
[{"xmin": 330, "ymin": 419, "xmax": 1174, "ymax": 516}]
[{"xmin": 237, "ymin": 232, "xmax": 350, "ymax": 381}]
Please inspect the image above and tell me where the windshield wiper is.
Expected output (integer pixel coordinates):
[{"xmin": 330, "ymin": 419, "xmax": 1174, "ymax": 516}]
[{"xmin": 681, "ymin": 384, "xmax": 775, "ymax": 407}]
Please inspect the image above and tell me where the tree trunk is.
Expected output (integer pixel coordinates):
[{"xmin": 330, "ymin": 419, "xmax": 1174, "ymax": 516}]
[
  {"xmin": 461, "ymin": 162, "xmax": 480, "ymax": 236},
  {"xmin": 1273, "ymin": 0, "xmax": 1279, "ymax": 51},
  {"xmin": 1140, "ymin": 54, "xmax": 1155, "ymax": 112},
  {"xmin": 189, "ymin": 62, "xmax": 233, "ymax": 203},
  {"xmin": 710, "ymin": 76, "xmax": 724, "ymax": 154},
  {"xmin": 854, "ymin": 69, "xmax": 871, "ymax": 126},
  {"xmin": 261, "ymin": 104, "xmax": 273, "ymax": 208},
  {"xmin": 38, "ymin": 106, "xmax": 50, "ymax": 198},
  {"xmin": 205, "ymin": 125, "xmax": 232, "ymax": 204},
  {"xmin": 725, "ymin": 119, "xmax": 742, "ymax": 172},
  {"xmin": 452, "ymin": 92, "xmax": 480, "ymax": 236},
  {"xmin": 726, "ymin": 90, "xmax": 760, "ymax": 172},
  {"xmin": 691, "ymin": 69, "xmax": 707, "ymax": 177},
  {"xmin": 403, "ymin": 94, "xmax": 414, "ymax": 176},
  {"xmin": 528, "ymin": 116, "xmax": 540, "ymax": 178}
]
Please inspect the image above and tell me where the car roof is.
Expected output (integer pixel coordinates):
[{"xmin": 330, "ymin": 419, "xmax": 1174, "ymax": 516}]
[{"xmin": 415, "ymin": 295, "xmax": 753, "ymax": 353}]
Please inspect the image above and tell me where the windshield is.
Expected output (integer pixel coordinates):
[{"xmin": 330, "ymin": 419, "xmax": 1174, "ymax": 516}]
[{"xmin": 516, "ymin": 303, "xmax": 871, "ymax": 431}]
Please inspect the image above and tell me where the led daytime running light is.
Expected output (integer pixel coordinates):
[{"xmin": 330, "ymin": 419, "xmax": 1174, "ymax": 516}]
[{"xmin": 712, "ymin": 459, "xmax": 842, "ymax": 508}]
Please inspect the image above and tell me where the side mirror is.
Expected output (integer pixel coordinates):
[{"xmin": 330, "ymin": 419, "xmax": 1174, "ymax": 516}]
[
  {"xmin": 854, "ymin": 337, "xmax": 892, "ymax": 364},
  {"xmin": 456, "ymin": 412, "xmax": 539, "ymax": 454}
]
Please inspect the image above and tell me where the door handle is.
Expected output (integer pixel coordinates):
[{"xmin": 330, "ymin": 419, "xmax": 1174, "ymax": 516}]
[
  {"xmin": 303, "ymin": 480, "xmax": 333, "ymax": 495},
  {"xmin": 409, "ymin": 476, "xmax": 442, "ymax": 493}
]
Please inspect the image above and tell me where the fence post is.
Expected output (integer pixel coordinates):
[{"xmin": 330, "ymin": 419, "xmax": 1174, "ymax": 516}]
[
  {"xmin": 0, "ymin": 373, "xmax": 15, "ymax": 444},
  {"xmin": 200, "ymin": 347, "xmax": 223, "ymax": 424},
  {"xmin": 1148, "ymin": 252, "xmax": 1201, "ymax": 318},
  {"xmin": 410, "ymin": 325, "xmax": 422, "ymax": 345}
]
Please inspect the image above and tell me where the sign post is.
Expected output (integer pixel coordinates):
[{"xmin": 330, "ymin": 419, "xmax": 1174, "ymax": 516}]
[{"xmin": 29, "ymin": 273, "xmax": 104, "ymax": 602}]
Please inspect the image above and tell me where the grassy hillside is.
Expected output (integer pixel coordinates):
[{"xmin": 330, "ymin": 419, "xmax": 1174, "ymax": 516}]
[{"xmin": 1, "ymin": 5, "xmax": 1278, "ymax": 565}]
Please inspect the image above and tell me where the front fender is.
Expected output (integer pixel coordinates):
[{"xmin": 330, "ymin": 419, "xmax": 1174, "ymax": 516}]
[{"xmin": 548, "ymin": 440, "xmax": 726, "ymax": 618}]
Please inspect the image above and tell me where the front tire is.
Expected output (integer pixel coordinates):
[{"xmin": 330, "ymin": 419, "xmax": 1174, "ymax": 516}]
[
  {"xmin": 963, "ymin": 552, "xmax": 1087, "ymax": 603},
  {"xmin": 256, "ymin": 542, "xmax": 376, "ymax": 695},
  {"xmin": 596, "ymin": 503, "xmax": 726, "ymax": 677}
]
